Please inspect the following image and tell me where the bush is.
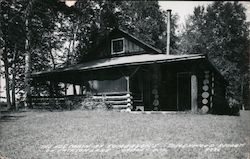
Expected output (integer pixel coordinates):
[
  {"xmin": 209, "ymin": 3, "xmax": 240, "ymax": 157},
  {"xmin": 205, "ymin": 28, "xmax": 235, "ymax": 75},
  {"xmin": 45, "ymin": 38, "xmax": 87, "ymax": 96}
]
[
  {"xmin": 63, "ymin": 96, "xmax": 85, "ymax": 110},
  {"xmin": 212, "ymin": 98, "xmax": 240, "ymax": 116},
  {"xmin": 229, "ymin": 105, "xmax": 240, "ymax": 116},
  {"xmin": 228, "ymin": 98, "xmax": 240, "ymax": 116}
]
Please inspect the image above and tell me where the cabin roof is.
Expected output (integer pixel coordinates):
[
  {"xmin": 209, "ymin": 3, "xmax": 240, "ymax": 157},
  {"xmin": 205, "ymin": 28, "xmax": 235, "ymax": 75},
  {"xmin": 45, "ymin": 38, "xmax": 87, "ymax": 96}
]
[
  {"xmin": 32, "ymin": 54, "xmax": 206, "ymax": 77},
  {"xmin": 79, "ymin": 28, "xmax": 162, "ymax": 62},
  {"xmin": 31, "ymin": 28, "xmax": 227, "ymax": 84}
]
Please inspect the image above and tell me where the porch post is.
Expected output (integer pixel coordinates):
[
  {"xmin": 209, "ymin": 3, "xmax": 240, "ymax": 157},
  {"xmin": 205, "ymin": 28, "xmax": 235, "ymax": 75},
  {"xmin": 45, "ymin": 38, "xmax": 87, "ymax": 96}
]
[
  {"xmin": 191, "ymin": 74, "xmax": 198, "ymax": 112},
  {"xmin": 79, "ymin": 84, "xmax": 83, "ymax": 95},
  {"xmin": 125, "ymin": 76, "xmax": 130, "ymax": 92},
  {"xmin": 49, "ymin": 81, "xmax": 56, "ymax": 108},
  {"xmin": 48, "ymin": 81, "xmax": 53, "ymax": 97},
  {"xmin": 64, "ymin": 83, "xmax": 67, "ymax": 95},
  {"xmin": 73, "ymin": 84, "xmax": 77, "ymax": 95}
]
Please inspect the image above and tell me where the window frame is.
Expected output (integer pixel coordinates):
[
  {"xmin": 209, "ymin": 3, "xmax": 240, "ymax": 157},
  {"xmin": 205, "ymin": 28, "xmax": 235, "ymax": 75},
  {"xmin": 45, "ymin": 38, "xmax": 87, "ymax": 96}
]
[{"xmin": 111, "ymin": 38, "xmax": 125, "ymax": 54}]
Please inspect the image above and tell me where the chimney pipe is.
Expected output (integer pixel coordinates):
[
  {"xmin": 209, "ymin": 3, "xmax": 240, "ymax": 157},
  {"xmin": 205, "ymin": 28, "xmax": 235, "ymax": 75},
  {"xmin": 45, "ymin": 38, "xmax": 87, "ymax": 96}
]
[{"xmin": 166, "ymin": 9, "xmax": 171, "ymax": 55}]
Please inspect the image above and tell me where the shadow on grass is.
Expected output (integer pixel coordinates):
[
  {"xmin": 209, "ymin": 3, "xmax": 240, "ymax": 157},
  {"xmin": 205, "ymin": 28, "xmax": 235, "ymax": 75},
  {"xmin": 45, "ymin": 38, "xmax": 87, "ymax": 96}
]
[{"xmin": 0, "ymin": 114, "xmax": 26, "ymax": 122}]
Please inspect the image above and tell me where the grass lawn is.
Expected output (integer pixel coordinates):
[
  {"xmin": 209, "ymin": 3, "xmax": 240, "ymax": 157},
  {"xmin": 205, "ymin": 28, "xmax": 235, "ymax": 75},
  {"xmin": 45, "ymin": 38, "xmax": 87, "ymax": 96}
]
[{"xmin": 0, "ymin": 110, "xmax": 250, "ymax": 159}]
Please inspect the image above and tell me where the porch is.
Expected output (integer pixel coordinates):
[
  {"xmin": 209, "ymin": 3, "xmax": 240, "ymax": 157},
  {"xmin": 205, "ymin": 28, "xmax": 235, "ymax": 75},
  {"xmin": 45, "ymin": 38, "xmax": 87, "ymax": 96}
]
[{"xmin": 30, "ymin": 54, "xmax": 226, "ymax": 113}]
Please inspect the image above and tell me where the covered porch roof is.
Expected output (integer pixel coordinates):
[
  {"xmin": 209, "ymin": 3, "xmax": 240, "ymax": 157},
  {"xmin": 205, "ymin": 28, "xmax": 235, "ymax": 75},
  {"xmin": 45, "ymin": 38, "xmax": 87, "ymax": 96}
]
[
  {"xmin": 32, "ymin": 54, "xmax": 205, "ymax": 76},
  {"xmin": 31, "ymin": 53, "xmax": 227, "ymax": 84}
]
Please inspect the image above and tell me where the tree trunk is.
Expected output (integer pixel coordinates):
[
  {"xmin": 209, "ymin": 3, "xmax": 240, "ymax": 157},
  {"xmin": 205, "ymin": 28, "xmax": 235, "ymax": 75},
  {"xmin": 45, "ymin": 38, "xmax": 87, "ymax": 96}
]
[
  {"xmin": 2, "ymin": 47, "xmax": 11, "ymax": 109},
  {"xmin": 11, "ymin": 47, "xmax": 17, "ymax": 110},
  {"xmin": 67, "ymin": 40, "xmax": 72, "ymax": 65},
  {"xmin": 0, "ymin": 14, "xmax": 11, "ymax": 109},
  {"xmin": 71, "ymin": 22, "xmax": 78, "ymax": 64},
  {"xmin": 49, "ymin": 42, "xmax": 56, "ymax": 69},
  {"xmin": 24, "ymin": 0, "xmax": 36, "ymax": 108},
  {"xmin": 71, "ymin": 30, "xmax": 75, "ymax": 64},
  {"xmin": 67, "ymin": 19, "xmax": 79, "ymax": 65},
  {"xmin": 24, "ymin": 18, "xmax": 32, "ymax": 108},
  {"xmin": 241, "ymin": 76, "xmax": 244, "ymax": 110}
]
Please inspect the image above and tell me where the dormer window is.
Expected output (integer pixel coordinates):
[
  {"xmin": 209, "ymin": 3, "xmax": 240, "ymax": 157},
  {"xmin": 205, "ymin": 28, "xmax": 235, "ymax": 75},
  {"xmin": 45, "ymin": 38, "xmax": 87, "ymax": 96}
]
[{"xmin": 111, "ymin": 38, "xmax": 125, "ymax": 54}]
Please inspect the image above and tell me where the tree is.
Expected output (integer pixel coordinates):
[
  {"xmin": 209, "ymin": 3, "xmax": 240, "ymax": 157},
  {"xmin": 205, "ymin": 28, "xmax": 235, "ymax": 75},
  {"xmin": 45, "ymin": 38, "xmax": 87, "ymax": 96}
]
[
  {"xmin": 0, "ymin": 0, "xmax": 69, "ymax": 109},
  {"xmin": 76, "ymin": 0, "xmax": 179, "ymax": 62},
  {"xmin": 178, "ymin": 6, "xmax": 207, "ymax": 55},
  {"xmin": 0, "ymin": 0, "xmax": 25, "ymax": 109},
  {"xmin": 180, "ymin": 1, "xmax": 249, "ymax": 108},
  {"xmin": 1, "ymin": 0, "xmax": 180, "ymax": 109},
  {"xmin": 115, "ymin": 1, "xmax": 179, "ymax": 53}
]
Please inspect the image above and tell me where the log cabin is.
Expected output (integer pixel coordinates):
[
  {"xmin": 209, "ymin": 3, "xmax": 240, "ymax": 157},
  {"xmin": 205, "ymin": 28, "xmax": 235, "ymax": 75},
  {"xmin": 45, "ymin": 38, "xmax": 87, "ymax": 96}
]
[{"xmin": 30, "ymin": 11, "xmax": 229, "ymax": 114}]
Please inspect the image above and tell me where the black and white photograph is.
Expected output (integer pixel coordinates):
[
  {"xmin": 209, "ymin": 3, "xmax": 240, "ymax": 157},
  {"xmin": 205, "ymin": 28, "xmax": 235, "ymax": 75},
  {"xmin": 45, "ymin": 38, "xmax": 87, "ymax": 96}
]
[{"xmin": 0, "ymin": 0, "xmax": 249, "ymax": 158}]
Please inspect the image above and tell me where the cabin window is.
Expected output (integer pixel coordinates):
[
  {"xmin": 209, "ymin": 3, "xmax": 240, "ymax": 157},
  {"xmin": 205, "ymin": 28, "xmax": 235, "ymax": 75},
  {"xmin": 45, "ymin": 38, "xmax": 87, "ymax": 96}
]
[{"xmin": 111, "ymin": 38, "xmax": 125, "ymax": 54}]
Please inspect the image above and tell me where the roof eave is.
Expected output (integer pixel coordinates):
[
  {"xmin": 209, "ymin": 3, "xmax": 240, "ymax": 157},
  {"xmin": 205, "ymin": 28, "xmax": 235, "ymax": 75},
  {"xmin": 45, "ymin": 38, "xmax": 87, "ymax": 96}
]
[{"xmin": 31, "ymin": 54, "xmax": 206, "ymax": 78}]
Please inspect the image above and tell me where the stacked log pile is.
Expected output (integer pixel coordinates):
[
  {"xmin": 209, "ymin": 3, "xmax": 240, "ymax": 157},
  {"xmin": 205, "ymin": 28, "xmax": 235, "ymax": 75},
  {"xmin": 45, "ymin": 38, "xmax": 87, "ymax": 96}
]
[
  {"xmin": 201, "ymin": 70, "xmax": 211, "ymax": 113},
  {"xmin": 93, "ymin": 92, "xmax": 132, "ymax": 110}
]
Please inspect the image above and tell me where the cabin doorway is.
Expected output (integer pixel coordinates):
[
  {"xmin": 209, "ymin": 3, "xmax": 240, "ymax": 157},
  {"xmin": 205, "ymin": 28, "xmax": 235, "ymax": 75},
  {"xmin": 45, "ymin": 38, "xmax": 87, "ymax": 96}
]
[
  {"xmin": 142, "ymin": 75, "xmax": 152, "ymax": 111},
  {"xmin": 177, "ymin": 72, "xmax": 191, "ymax": 111},
  {"xmin": 130, "ymin": 69, "xmax": 152, "ymax": 111}
]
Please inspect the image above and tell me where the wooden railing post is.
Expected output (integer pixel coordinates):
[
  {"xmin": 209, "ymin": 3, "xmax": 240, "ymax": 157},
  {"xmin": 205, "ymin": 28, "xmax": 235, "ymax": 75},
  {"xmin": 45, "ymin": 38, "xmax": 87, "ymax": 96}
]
[{"xmin": 191, "ymin": 74, "xmax": 198, "ymax": 112}]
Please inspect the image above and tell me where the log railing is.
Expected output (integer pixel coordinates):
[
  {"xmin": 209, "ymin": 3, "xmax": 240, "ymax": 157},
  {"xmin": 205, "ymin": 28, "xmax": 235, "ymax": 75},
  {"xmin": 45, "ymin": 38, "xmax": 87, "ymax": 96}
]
[
  {"xmin": 93, "ymin": 92, "xmax": 133, "ymax": 110},
  {"xmin": 31, "ymin": 92, "xmax": 133, "ymax": 110},
  {"xmin": 31, "ymin": 95, "xmax": 86, "ymax": 110}
]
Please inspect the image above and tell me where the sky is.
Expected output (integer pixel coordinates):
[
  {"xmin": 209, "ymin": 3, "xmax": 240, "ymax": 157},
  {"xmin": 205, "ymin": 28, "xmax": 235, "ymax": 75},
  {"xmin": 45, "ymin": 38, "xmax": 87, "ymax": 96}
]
[
  {"xmin": 159, "ymin": 1, "xmax": 250, "ymax": 26},
  {"xmin": 159, "ymin": 1, "xmax": 212, "ymax": 25},
  {"xmin": 65, "ymin": 1, "xmax": 250, "ymax": 29}
]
